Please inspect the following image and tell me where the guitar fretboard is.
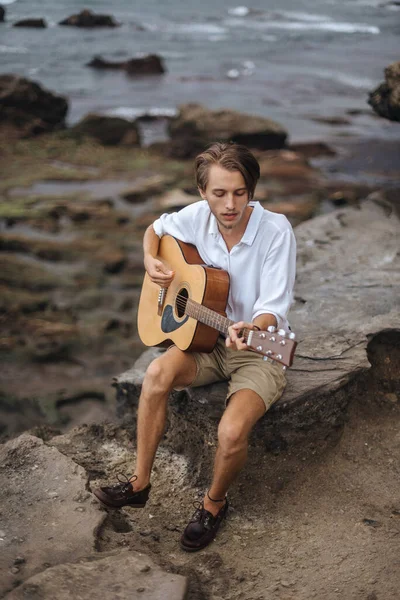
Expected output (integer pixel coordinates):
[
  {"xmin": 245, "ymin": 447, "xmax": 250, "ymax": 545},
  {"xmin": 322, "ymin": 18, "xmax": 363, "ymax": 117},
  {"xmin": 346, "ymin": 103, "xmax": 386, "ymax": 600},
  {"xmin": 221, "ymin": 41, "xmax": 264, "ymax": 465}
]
[{"xmin": 184, "ymin": 297, "xmax": 251, "ymax": 340}]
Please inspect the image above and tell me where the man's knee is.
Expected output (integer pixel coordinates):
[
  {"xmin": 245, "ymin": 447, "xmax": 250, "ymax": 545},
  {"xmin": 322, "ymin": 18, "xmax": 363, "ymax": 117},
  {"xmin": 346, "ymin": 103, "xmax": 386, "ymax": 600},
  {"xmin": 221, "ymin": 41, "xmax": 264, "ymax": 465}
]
[
  {"xmin": 217, "ymin": 419, "xmax": 248, "ymax": 455},
  {"xmin": 143, "ymin": 356, "xmax": 174, "ymax": 394}
]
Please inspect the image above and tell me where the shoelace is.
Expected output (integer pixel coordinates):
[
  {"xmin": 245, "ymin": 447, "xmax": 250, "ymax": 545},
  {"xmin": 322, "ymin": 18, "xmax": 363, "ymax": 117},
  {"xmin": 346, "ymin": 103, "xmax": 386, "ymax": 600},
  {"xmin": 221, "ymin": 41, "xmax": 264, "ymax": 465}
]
[
  {"xmin": 190, "ymin": 501, "xmax": 215, "ymax": 530},
  {"xmin": 111, "ymin": 473, "xmax": 137, "ymax": 492}
]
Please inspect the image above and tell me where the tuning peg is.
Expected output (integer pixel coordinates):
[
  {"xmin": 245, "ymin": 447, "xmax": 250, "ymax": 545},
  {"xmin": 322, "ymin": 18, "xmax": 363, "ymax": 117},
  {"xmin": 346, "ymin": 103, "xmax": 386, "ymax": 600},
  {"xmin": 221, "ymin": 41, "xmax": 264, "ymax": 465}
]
[
  {"xmin": 288, "ymin": 332, "xmax": 296, "ymax": 340},
  {"xmin": 277, "ymin": 328, "xmax": 287, "ymax": 337},
  {"xmin": 267, "ymin": 325, "xmax": 276, "ymax": 333},
  {"xmin": 282, "ymin": 366, "xmax": 286, "ymax": 372}
]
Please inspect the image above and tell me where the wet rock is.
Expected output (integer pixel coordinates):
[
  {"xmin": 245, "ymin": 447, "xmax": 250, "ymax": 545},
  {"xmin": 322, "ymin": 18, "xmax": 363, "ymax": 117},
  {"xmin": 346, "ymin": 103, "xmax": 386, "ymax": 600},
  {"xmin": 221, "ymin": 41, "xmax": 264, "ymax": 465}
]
[
  {"xmin": 4, "ymin": 551, "xmax": 188, "ymax": 600},
  {"xmin": 168, "ymin": 103, "xmax": 287, "ymax": 158},
  {"xmin": 309, "ymin": 116, "xmax": 351, "ymax": 126},
  {"xmin": 87, "ymin": 54, "xmax": 165, "ymax": 76},
  {"xmin": 59, "ymin": 10, "xmax": 119, "ymax": 28},
  {"xmin": 156, "ymin": 188, "xmax": 198, "ymax": 210},
  {"xmin": 0, "ymin": 75, "xmax": 68, "ymax": 138},
  {"xmin": 0, "ymin": 434, "xmax": 105, "ymax": 596},
  {"xmin": 121, "ymin": 175, "xmax": 176, "ymax": 203},
  {"xmin": 0, "ymin": 5, "xmax": 5, "ymax": 22},
  {"xmin": 368, "ymin": 60, "xmax": 400, "ymax": 121},
  {"xmin": 289, "ymin": 142, "xmax": 336, "ymax": 159},
  {"xmin": 68, "ymin": 114, "xmax": 139, "ymax": 146},
  {"xmin": 115, "ymin": 197, "xmax": 400, "ymax": 482},
  {"xmin": 13, "ymin": 19, "xmax": 47, "ymax": 28}
]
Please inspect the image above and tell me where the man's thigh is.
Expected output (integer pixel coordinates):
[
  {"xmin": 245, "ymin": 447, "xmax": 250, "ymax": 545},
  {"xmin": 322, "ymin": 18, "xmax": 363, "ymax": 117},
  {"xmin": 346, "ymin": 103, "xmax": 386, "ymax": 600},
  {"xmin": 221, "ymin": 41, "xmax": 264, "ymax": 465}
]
[
  {"xmin": 227, "ymin": 352, "xmax": 287, "ymax": 413},
  {"xmin": 159, "ymin": 345, "xmax": 198, "ymax": 389}
]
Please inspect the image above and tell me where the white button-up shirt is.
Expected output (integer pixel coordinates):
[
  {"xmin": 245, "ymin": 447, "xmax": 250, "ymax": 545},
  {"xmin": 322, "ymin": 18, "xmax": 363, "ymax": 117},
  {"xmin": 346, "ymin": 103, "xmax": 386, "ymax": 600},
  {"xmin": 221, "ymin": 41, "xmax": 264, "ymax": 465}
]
[{"xmin": 152, "ymin": 200, "xmax": 296, "ymax": 330}]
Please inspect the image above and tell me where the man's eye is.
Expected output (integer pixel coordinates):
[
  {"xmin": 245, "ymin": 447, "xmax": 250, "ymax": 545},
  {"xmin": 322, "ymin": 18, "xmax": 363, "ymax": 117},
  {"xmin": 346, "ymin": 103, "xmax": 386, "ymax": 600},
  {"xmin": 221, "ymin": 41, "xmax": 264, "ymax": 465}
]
[{"xmin": 214, "ymin": 192, "xmax": 224, "ymax": 197}]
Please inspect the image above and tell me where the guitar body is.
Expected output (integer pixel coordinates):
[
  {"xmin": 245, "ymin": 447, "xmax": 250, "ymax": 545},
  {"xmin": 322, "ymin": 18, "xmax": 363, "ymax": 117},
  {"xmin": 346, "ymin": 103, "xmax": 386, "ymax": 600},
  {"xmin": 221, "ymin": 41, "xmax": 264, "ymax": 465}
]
[{"xmin": 137, "ymin": 235, "xmax": 230, "ymax": 352}]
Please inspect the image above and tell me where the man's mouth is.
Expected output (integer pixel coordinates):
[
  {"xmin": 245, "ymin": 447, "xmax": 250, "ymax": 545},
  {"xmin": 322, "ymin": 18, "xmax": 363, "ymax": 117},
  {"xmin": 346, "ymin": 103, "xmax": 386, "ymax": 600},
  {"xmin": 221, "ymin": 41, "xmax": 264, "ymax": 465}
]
[{"xmin": 222, "ymin": 213, "xmax": 237, "ymax": 220}]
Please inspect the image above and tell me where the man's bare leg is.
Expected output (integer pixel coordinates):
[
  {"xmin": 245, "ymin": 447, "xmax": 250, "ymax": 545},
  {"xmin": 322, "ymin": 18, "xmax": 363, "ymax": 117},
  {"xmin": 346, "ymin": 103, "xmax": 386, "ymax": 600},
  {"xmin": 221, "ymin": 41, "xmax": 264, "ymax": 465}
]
[
  {"xmin": 203, "ymin": 389, "xmax": 266, "ymax": 515},
  {"xmin": 133, "ymin": 347, "xmax": 197, "ymax": 491}
]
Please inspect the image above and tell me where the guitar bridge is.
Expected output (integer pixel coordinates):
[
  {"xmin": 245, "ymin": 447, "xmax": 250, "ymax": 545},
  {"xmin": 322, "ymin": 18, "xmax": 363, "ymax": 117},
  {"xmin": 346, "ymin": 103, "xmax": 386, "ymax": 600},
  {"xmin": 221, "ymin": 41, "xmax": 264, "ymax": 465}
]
[{"xmin": 157, "ymin": 287, "xmax": 167, "ymax": 316}]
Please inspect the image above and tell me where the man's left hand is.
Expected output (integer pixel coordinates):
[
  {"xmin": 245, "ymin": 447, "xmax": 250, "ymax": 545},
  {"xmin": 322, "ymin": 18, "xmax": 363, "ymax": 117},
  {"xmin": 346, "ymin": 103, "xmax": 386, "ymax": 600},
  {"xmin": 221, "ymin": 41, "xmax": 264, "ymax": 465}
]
[{"xmin": 226, "ymin": 321, "xmax": 256, "ymax": 351}]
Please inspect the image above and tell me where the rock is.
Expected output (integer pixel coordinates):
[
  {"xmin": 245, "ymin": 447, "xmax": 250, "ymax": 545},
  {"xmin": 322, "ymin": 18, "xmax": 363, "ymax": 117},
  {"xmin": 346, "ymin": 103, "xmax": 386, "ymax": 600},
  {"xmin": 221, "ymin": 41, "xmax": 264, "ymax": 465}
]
[
  {"xmin": 168, "ymin": 103, "xmax": 287, "ymax": 158},
  {"xmin": 121, "ymin": 175, "xmax": 176, "ymax": 203},
  {"xmin": 125, "ymin": 55, "xmax": 165, "ymax": 76},
  {"xmin": 0, "ymin": 75, "xmax": 68, "ymax": 138},
  {"xmin": 59, "ymin": 10, "xmax": 119, "ymax": 28},
  {"xmin": 4, "ymin": 551, "xmax": 188, "ymax": 600},
  {"xmin": 0, "ymin": 5, "xmax": 5, "ymax": 22},
  {"xmin": 0, "ymin": 434, "xmax": 105, "ymax": 596},
  {"xmin": 289, "ymin": 142, "xmax": 336, "ymax": 159},
  {"xmin": 309, "ymin": 116, "xmax": 351, "ymax": 126},
  {"xmin": 368, "ymin": 60, "xmax": 400, "ymax": 121},
  {"xmin": 87, "ymin": 54, "xmax": 165, "ymax": 76},
  {"xmin": 114, "ymin": 197, "xmax": 400, "ymax": 482},
  {"xmin": 156, "ymin": 188, "xmax": 198, "ymax": 210},
  {"xmin": 68, "ymin": 114, "xmax": 139, "ymax": 146},
  {"xmin": 13, "ymin": 19, "xmax": 47, "ymax": 28}
]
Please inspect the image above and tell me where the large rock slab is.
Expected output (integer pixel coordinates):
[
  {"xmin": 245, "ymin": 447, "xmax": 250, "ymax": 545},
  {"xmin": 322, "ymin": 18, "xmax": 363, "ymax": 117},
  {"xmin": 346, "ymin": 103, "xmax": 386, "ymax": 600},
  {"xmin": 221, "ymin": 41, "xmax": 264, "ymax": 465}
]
[
  {"xmin": 0, "ymin": 434, "xmax": 105, "ymax": 596},
  {"xmin": 0, "ymin": 75, "xmax": 68, "ymax": 137},
  {"xmin": 4, "ymin": 551, "xmax": 188, "ymax": 600},
  {"xmin": 168, "ymin": 103, "xmax": 287, "ymax": 158},
  {"xmin": 114, "ymin": 196, "xmax": 399, "ymax": 480},
  {"xmin": 368, "ymin": 60, "xmax": 400, "ymax": 121}
]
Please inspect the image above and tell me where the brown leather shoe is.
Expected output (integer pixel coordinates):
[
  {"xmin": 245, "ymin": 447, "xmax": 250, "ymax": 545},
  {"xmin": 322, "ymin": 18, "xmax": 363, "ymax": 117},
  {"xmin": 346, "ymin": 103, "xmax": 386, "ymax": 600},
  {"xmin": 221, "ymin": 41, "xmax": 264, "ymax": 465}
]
[
  {"xmin": 92, "ymin": 474, "xmax": 151, "ymax": 509},
  {"xmin": 180, "ymin": 499, "xmax": 228, "ymax": 552}
]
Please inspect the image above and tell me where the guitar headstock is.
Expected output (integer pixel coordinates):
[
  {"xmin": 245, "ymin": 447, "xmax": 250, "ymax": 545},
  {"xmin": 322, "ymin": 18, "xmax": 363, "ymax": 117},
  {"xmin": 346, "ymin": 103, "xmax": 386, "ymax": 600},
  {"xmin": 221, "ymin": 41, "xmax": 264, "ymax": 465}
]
[{"xmin": 247, "ymin": 327, "xmax": 297, "ymax": 368}]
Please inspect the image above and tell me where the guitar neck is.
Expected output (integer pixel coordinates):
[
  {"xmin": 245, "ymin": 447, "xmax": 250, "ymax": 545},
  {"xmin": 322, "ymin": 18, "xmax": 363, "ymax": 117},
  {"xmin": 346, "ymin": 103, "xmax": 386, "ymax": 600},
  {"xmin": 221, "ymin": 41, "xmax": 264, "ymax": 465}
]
[{"xmin": 185, "ymin": 298, "xmax": 235, "ymax": 338}]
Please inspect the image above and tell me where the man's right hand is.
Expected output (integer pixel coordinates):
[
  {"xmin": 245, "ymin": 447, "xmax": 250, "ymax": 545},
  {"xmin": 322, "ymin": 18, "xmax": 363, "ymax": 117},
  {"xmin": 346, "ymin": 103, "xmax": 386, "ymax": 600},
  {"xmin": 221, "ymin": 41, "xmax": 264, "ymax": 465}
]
[{"xmin": 144, "ymin": 255, "xmax": 175, "ymax": 287}]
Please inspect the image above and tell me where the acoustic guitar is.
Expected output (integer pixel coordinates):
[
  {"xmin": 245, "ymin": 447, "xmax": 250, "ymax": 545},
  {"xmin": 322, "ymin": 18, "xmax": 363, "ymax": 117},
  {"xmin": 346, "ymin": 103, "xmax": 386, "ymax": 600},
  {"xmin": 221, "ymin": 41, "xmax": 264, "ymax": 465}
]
[{"xmin": 137, "ymin": 235, "xmax": 296, "ymax": 369}]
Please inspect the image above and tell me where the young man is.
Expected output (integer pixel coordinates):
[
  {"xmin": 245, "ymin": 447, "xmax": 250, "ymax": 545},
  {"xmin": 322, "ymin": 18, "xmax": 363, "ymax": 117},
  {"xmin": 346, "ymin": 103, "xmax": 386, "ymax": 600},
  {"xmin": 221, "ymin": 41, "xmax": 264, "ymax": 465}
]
[{"xmin": 94, "ymin": 142, "xmax": 296, "ymax": 551}]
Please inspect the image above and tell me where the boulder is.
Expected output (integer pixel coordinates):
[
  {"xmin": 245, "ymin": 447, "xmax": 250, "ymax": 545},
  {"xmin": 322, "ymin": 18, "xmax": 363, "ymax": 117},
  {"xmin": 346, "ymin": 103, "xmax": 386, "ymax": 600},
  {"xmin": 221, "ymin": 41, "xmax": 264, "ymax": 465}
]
[
  {"xmin": 368, "ymin": 60, "xmax": 400, "ymax": 121},
  {"xmin": 0, "ymin": 434, "xmax": 105, "ymax": 596},
  {"xmin": 59, "ymin": 9, "xmax": 119, "ymax": 28},
  {"xmin": 0, "ymin": 75, "xmax": 68, "ymax": 137},
  {"xmin": 13, "ymin": 18, "xmax": 47, "ymax": 28},
  {"xmin": 114, "ymin": 196, "xmax": 400, "ymax": 483},
  {"xmin": 68, "ymin": 114, "xmax": 139, "ymax": 146},
  {"xmin": 4, "ymin": 552, "xmax": 188, "ymax": 600},
  {"xmin": 0, "ymin": 5, "xmax": 5, "ymax": 22},
  {"xmin": 168, "ymin": 103, "xmax": 288, "ymax": 158},
  {"xmin": 87, "ymin": 54, "xmax": 165, "ymax": 75}
]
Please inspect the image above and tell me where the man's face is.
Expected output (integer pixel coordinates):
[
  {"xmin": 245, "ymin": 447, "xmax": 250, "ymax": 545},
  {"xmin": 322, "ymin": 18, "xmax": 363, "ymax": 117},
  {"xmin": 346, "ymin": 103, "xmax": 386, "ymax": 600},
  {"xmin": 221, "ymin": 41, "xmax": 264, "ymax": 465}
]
[{"xmin": 199, "ymin": 164, "xmax": 250, "ymax": 232}]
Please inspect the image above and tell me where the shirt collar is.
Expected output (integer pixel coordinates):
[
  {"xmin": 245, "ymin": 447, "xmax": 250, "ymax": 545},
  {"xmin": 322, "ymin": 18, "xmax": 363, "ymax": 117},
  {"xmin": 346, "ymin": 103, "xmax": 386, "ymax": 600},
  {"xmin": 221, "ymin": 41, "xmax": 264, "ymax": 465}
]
[{"xmin": 208, "ymin": 201, "xmax": 263, "ymax": 246}]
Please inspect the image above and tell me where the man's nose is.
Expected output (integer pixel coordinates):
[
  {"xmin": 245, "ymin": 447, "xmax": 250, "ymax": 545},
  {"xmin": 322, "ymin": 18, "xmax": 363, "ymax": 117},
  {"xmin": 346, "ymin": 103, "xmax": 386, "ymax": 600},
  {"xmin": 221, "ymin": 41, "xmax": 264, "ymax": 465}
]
[{"xmin": 225, "ymin": 194, "xmax": 235, "ymax": 209}]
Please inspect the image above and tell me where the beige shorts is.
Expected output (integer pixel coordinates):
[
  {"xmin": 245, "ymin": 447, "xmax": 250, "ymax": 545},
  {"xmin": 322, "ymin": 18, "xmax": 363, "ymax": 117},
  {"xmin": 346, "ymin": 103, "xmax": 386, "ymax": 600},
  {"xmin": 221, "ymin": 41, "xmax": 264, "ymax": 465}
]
[{"xmin": 187, "ymin": 336, "xmax": 287, "ymax": 413}]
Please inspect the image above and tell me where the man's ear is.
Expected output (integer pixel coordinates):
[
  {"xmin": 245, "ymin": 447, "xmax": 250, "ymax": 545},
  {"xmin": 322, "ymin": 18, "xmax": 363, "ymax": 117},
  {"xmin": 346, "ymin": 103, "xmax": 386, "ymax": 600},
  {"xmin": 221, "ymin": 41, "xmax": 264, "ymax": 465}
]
[{"xmin": 198, "ymin": 187, "xmax": 207, "ymax": 200}]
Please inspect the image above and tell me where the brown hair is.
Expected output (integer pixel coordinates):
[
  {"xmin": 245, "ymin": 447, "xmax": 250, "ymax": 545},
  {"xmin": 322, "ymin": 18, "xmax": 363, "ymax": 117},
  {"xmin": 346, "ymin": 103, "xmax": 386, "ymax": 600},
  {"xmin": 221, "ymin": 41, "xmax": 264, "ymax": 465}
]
[{"xmin": 195, "ymin": 142, "xmax": 260, "ymax": 200}]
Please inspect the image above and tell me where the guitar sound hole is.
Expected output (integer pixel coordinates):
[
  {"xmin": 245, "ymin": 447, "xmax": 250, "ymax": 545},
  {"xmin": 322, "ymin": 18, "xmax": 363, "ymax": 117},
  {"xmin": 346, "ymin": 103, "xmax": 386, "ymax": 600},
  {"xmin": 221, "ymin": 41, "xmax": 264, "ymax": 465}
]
[{"xmin": 176, "ymin": 288, "xmax": 188, "ymax": 318}]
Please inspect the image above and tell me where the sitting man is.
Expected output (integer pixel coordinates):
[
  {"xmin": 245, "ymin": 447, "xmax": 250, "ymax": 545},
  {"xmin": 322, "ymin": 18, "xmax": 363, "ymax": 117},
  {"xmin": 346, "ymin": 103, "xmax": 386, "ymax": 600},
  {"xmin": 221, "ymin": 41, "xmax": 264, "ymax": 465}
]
[{"xmin": 94, "ymin": 142, "xmax": 296, "ymax": 551}]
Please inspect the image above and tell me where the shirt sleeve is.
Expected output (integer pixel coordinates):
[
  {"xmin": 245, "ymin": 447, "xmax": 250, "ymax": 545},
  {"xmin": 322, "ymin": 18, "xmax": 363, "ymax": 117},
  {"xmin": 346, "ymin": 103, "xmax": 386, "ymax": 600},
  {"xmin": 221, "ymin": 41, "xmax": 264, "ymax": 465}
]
[
  {"xmin": 152, "ymin": 202, "xmax": 200, "ymax": 244},
  {"xmin": 252, "ymin": 228, "xmax": 296, "ymax": 329}
]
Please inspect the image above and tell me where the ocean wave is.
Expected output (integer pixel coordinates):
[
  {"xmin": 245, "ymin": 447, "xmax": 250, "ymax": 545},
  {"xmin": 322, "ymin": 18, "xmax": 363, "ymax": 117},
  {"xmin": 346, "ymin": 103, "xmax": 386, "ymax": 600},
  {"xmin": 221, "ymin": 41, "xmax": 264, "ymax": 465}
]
[
  {"xmin": 225, "ymin": 17, "xmax": 379, "ymax": 35},
  {"xmin": 104, "ymin": 107, "xmax": 177, "ymax": 120},
  {"xmin": 0, "ymin": 44, "xmax": 28, "ymax": 54},
  {"xmin": 170, "ymin": 23, "xmax": 227, "ymax": 35},
  {"xmin": 1, "ymin": 0, "xmax": 19, "ymax": 4},
  {"xmin": 228, "ymin": 6, "xmax": 250, "ymax": 17}
]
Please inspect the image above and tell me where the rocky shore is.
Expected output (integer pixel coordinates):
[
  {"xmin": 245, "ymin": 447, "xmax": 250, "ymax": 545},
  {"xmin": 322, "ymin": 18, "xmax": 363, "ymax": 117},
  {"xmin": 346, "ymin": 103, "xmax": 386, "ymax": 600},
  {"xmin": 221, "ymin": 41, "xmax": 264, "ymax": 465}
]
[{"xmin": 0, "ymin": 70, "xmax": 399, "ymax": 598}]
